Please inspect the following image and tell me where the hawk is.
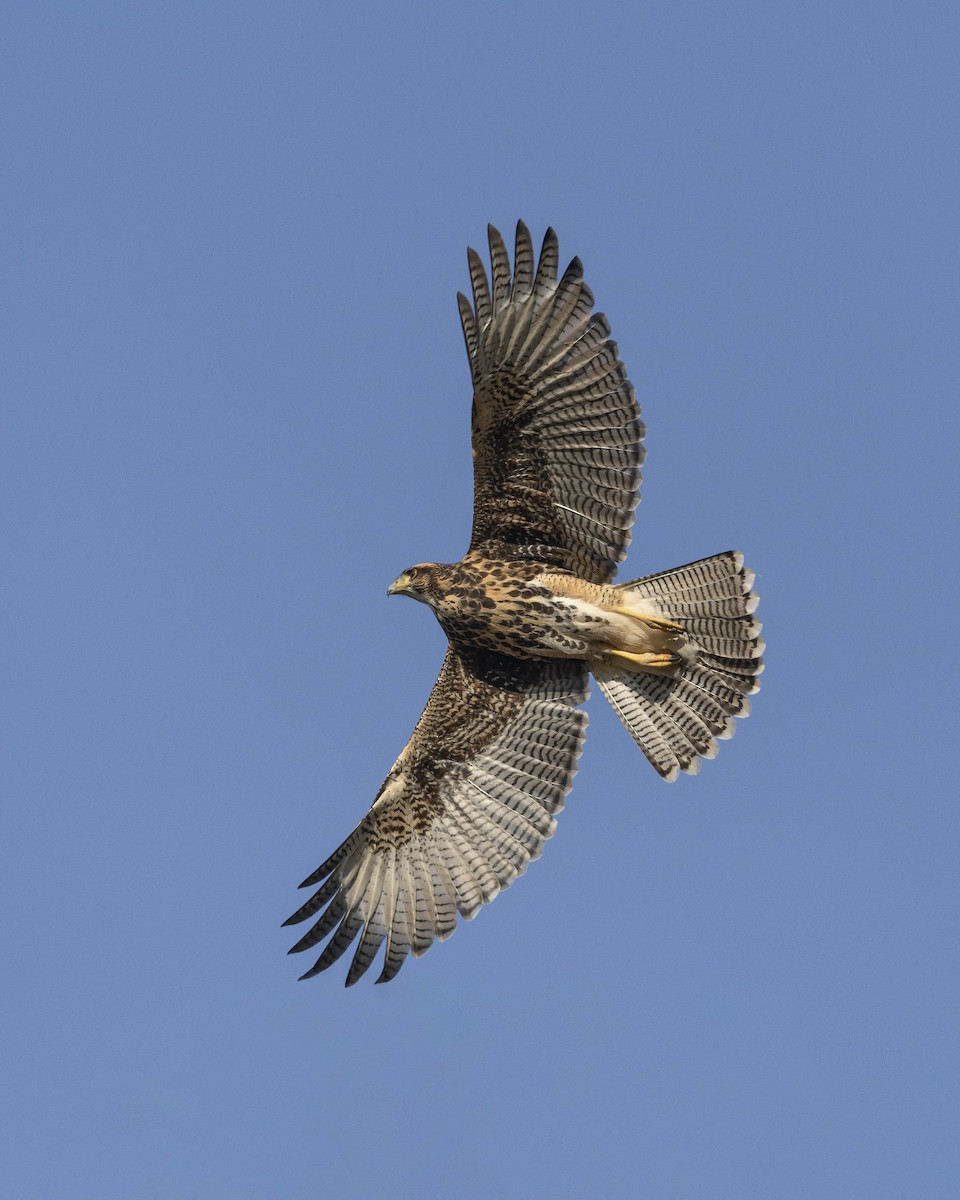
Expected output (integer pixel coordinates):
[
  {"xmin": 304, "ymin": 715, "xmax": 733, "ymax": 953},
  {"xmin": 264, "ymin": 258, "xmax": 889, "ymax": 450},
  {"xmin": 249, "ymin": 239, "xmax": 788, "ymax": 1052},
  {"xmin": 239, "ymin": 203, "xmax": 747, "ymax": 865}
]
[{"xmin": 285, "ymin": 222, "xmax": 763, "ymax": 985}]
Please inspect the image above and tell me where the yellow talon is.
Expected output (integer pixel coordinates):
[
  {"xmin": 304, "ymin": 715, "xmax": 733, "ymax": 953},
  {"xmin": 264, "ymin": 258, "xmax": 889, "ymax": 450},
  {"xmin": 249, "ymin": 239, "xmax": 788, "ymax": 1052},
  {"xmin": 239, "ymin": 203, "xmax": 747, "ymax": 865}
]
[
  {"xmin": 606, "ymin": 649, "xmax": 682, "ymax": 671},
  {"xmin": 612, "ymin": 607, "xmax": 684, "ymax": 634}
]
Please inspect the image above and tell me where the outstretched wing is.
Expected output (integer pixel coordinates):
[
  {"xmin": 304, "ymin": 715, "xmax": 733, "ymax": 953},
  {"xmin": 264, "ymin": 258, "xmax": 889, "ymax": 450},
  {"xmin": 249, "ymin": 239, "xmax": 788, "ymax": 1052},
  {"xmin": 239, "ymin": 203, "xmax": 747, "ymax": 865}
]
[
  {"xmin": 459, "ymin": 221, "xmax": 645, "ymax": 584},
  {"xmin": 285, "ymin": 648, "xmax": 588, "ymax": 985}
]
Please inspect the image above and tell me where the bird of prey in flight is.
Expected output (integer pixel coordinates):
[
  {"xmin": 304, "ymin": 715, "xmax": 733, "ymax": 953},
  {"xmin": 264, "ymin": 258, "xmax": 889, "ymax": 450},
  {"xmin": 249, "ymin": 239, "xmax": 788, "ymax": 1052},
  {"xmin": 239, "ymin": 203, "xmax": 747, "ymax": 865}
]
[{"xmin": 285, "ymin": 221, "xmax": 763, "ymax": 985}]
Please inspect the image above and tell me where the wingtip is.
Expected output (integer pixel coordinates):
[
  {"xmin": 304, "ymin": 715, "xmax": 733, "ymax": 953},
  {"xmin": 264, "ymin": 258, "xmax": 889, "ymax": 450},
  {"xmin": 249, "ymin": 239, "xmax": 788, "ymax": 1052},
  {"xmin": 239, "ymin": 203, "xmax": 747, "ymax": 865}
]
[{"xmin": 286, "ymin": 930, "xmax": 311, "ymax": 953}]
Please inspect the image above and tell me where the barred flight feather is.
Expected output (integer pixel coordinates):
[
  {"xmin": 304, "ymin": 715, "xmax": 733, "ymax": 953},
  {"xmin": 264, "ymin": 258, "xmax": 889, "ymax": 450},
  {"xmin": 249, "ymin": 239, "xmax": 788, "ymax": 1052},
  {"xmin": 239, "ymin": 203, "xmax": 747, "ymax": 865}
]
[
  {"xmin": 285, "ymin": 649, "xmax": 588, "ymax": 984},
  {"xmin": 462, "ymin": 221, "xmax": 644, "ymax": 584},
  {"xmin": 596, "ymin": 551, "xmax": 763, "ymax": 778},
  {"xmin": 511, "ymin": 221, "xmax": 534, "ymax": 298}
]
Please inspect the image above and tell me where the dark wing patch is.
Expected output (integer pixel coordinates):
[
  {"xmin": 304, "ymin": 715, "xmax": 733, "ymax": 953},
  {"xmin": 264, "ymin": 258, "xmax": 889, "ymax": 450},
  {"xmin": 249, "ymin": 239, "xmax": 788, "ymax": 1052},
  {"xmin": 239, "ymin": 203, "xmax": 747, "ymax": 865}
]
[
  {"xmin": 460, "ymin": 222, "xmax": 645, "ymax": 584},
  {"xmin": 285, "ymin": 647, "xmax": 589, "ymax": 985}
]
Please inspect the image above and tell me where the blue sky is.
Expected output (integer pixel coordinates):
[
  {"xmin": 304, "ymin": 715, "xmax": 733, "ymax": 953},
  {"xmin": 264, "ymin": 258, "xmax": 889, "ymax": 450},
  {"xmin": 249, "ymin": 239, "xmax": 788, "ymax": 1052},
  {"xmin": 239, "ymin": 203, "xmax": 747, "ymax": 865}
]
[{"xmin": 3, "ymin": 3, "xmax": 958, "ymax": 1197}]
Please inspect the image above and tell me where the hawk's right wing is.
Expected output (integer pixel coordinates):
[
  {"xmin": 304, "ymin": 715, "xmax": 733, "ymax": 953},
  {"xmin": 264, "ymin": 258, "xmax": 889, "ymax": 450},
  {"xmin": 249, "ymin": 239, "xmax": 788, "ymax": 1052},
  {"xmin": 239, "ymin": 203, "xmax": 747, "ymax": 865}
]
[{"xmin": 285, "ymin": 647, "xmax": 588, "ymax": 985}]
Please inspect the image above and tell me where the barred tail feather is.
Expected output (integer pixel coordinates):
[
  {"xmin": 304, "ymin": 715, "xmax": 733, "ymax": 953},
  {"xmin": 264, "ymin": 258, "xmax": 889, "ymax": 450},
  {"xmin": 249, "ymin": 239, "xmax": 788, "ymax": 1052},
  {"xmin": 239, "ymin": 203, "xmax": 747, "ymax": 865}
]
[{"xmin": 594, "ymin": 551, "xmax": 763, "ymax": 780}]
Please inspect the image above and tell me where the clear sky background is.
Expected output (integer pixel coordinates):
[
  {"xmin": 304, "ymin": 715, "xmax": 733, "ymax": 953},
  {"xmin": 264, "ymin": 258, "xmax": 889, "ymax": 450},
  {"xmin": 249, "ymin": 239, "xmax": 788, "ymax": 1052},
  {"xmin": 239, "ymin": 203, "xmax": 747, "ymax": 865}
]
[{"xmin": 3, "ymin": 4, "xmax": 958, "ymax": 1197}]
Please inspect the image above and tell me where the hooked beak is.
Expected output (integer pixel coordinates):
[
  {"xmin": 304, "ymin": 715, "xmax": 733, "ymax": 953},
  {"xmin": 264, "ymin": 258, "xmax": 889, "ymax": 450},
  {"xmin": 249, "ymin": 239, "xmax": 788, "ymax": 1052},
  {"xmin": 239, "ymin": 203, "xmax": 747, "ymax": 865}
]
[{"xmin": 387, "ymin": 572, "xmax": 411, "ymax": 597}]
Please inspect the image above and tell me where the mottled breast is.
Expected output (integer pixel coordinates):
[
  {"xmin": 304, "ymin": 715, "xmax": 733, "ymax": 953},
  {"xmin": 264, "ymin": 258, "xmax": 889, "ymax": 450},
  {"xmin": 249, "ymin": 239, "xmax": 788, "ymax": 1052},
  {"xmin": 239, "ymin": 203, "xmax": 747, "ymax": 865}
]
[{"xmin": 433, "ymin": 557, "xmax": 597, "ymax": 660}]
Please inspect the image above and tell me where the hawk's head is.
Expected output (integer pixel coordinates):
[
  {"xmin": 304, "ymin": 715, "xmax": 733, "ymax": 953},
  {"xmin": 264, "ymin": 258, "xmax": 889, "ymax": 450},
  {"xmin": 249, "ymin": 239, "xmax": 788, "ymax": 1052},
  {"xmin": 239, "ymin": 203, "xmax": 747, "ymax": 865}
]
[{"xmin": 387, "ymin": 563, "xmax": 443, "ymax": 607}]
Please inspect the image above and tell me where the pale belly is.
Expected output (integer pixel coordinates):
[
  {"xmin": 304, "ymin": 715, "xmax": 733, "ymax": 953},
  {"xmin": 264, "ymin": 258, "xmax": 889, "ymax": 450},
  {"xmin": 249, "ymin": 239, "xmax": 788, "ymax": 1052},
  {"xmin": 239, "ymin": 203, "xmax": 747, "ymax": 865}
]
[
  {"xmin": 527, "ymin": 591, "xmax": 676, "ymax": 660},
  {"xmin": 436, "ymin": 569, "xmax": 685, "ymax": 667}
]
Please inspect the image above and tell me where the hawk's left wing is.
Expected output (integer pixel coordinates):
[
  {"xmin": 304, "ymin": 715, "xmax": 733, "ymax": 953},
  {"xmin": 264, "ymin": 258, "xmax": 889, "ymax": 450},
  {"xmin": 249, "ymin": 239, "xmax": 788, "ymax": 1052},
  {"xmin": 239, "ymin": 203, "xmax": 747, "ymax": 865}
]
[
  {"xmin": 285, "ymin": 648, "xmax": 588, "ymax": 985},
  {"xmin": 460, "ymin": 221, "xmax": 645, "ymax": 584}
]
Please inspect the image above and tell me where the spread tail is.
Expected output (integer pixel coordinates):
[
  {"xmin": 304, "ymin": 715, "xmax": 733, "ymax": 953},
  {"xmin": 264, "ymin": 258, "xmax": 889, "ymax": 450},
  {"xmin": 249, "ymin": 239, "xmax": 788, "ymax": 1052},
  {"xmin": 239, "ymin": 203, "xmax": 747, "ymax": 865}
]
[{"xmin": 593, "ymin": 552, "xmax": 763, "ymax": 780}]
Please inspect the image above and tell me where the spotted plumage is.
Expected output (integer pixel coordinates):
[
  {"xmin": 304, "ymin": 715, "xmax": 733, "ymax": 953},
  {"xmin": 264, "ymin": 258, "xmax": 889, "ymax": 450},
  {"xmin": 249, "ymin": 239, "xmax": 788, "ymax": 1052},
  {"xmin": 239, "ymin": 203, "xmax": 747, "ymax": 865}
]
[{"xmin": 285, "ymin": 222, "xmax": 763, "ymax": 985}]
